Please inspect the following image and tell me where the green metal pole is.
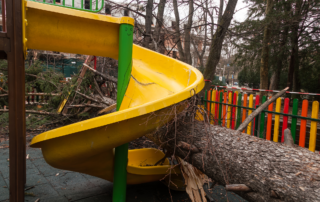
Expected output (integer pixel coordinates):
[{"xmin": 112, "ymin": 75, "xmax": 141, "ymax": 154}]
[{"xmin": 113, "ymin": 23, "xmax": 133, "ymax": 202}]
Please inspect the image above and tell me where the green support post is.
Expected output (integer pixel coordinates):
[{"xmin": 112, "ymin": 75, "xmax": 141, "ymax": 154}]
[
  {"xmin": 218, "ymin": 92, "xmax": 223, "ymax": 126},
  {"xmin": 291, "ymin": 99, "xmax": 299, "ymax": 142},
  {"xmin": 236, "ymin": 93, "xmax": 242, "ymax": 129},
  {"xmin": 113, "ymin": 23, "xmax": 134, "ymax": 202},
  {"xmin": 259, "ymin": 96, "xmax": 267, "ymax": 138}
]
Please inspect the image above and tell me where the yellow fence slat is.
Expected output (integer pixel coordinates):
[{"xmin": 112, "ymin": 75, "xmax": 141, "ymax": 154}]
[
  {"xmin": 211, "ymin": 90, "xmax": 216, "ymax": 124},
  {"xmin": 273, "ymin": 98, "xmax": 281, "ymax": 142},
  {"xmin": 227, "ymin": 92, "xmax": 232, "ymax": 128},
  {"xmin": 309, "ymin": 101, "xmax": 319, "ymax": 152},
  {"xmin": 247, "ymin": 94, "xmax": 253, "ymax": 135}
]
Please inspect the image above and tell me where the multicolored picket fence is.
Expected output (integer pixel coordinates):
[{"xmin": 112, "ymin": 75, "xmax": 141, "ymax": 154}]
[
  {"xmin": 199, "ymin": 89, "xmax": 320, "ymax": 153},
  {"xmin": 25, "ymin": 87, "xmax": 60, "ymax": 105}
]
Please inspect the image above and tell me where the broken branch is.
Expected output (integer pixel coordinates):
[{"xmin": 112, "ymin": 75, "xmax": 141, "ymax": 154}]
[
  {"xmin": 236, "ymin": 87, "xmax": 289, "ymax": 132},
  {"xmin": 226, "ymin": 184, "xmax": 251, "ymax": 192},
  {"xmin": 83, "ymin": 63, "xmax": 118, "ymax": 83},
  {"xmin": 0, "ymin": 109, "xmax": 58, "ymax": 115}
]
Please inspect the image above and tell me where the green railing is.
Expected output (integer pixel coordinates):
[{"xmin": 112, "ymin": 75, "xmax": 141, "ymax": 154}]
[{"xmin": 29, "ymin": 0, "xmax": 104, "ymax": 13}]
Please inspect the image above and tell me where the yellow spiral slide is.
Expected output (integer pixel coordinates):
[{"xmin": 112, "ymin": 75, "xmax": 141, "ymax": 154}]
[{"xmin": 27, "ymin": 1, "xmax": 204, "ymax": 186}]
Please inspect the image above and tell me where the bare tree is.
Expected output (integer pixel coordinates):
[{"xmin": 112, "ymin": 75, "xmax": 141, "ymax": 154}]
[
  {"xmin": 173, "ymin": 0, "xmax": 194, "ymax": 65},
  {"xmin": 153, "ymin": 0, "xmax": 166, "ymax": 53},
  {"xmin": 202, "ymin": 0, "xmax": 238, "ymax": 91},
  {"xmin": 144, "ymin": 0, "xmax": 154, "ymax": 48},
  {"xmin": 259, "ymin": 0, "xmax": 274, "ymax": 95}
]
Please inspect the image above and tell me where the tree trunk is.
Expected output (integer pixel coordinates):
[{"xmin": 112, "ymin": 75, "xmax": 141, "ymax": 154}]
[
  {"xmin": 173, "ymin": 0, "xmax": 185, "ymax": 62},
  {"xmin": 287, "ymin": 32, "xmax": 298, "ymax": 91},
  {"xmin": 269, "ymin": 23, "xmax": 289, "ymax": 91},
  {"xmin": 218, "ymin": 0, "xmax": 224, "ymax": 24},
  {"xmin": 287, "ymin": 0, "xmax": 302, "ymax": 91},
  {"xmin": 260, "ymin": 0, "xmax": 274, "ymax": 95},
  {"xmin": 144, "ymin": 0, "xmax": 153, "ymax": 49},
  {"xmin": 191, "ymin": 2, "xmax": 207, "ymax": 68},
  {"xmin": 154, "ymin": 0, "xmax": 166, "ymax": 53},
  {"xmin": 292, "ymin": 65, "xmax": 301, "ymax": 99},
  {"xmin": 202, "ymin": 0, "xmax": 238, "ymax": 92},
  {"xmin": 145, "ymin": 110, "xmax": 320, "ymax": 202},
  {"xmin": 183, "ymin": 0, "xmax": 194, "ymax": 65}
]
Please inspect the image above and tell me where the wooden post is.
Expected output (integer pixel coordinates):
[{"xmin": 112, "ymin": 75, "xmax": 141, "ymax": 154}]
[
  {"xmin": 1, "ymin": 0, "xmax": 6, "ymax": 32},
  {"xmin": 5, "ymin": 0, "xmax": 26, "ymax": 201}
]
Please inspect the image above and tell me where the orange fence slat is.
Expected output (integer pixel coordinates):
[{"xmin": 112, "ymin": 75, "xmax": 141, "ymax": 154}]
[
  {"xmin": 215, "ymin": 90, "xmax": 219, "ymax": 125},
  {"xmin": 299, "ymin": 100, "xmax": 308, "ymax": 148}
]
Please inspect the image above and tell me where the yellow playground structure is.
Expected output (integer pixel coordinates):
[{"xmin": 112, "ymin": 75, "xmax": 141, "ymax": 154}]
[{"xmin": 25, "ymin": 0, "xmax": 204, "ymax": 201}]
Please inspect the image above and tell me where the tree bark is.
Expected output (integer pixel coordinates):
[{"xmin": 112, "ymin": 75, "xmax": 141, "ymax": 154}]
[
  {"xmin": 191, "ymin": 2, "xmax": 207, "ymax": 68},
  {"xmin": 146, "ymin": 114, "xmax": 320, "ymax": 202},
  {"xmin": 184, "ymin": 0, "xmax": 194, "ymax": 65},
  {"xmin": 218, "ymin": 0, "xmax": 224, "ymax": 24},
  {"xmin": 202, "ymin": 0, "xmax": 238, "ymax": 92},
  {"xmin": 287, "ymin": 0, "xmax": 302, "ymax": 91},
  {"xmin": 144, "ymin": 0, "xmax": 153, "ymax": 49},
  {"xmin": 269, "ymin": 3, "xmax": 290, "ymax": 91},
  {"xmin": 260, "ymin": 0, "xmax": 274, "ymax": 95},
  {"xmin": 173, "ymin": 0, "xmax": 185, "ymax": 62},
  {"xmin": 154, "ymin": 0, "xmax": 166, "ymax": 53},
  {"xmin": 83, "ymin": 64, "xmax": 118, "ymax": 83}
]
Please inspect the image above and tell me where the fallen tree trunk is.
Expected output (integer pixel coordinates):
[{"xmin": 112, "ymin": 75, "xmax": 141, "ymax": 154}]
[{"xmin": 145, "ymin": 101, "xmax": 320, "ymax": 202}]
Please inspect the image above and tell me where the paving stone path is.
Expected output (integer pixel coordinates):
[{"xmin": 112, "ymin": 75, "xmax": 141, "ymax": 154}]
[{"xmin": 0, "ymin": 140, "xmax": 247, "ymax": 202}]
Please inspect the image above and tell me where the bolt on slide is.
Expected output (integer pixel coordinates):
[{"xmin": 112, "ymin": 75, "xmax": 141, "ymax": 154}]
[{"xmin": 24, "ymin": 1, "xmax": 204, "ymax": 201}]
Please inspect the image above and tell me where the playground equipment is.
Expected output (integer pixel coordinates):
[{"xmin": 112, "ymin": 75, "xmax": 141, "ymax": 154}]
[{"xmin": 24, "ymin": 0, "xmax": 204, "ymax": 201}]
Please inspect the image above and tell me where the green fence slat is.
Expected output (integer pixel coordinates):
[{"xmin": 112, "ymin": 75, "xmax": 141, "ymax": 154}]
[
  {"xmin": 218, "ymin": 92, "xmax": 223, "ymax": 126},
  {"xmin": 209, "ymin": 90, "xmax": 212, "ymax": 122},
  {"xmin": 291, "ymin": 98, "xmax": 299, "ymax": 142},
  {"xmin": 259, "ymin": 96, "xmax": 267, "ymax": 138},
  {"xmin": 254, "ymin": 107, "xmax": 260, "ymax": 137},
  {"xmin": 236, "ymin": 93, "xmax": 242, "ymax": 129},
  {"xmin": 204, "ymin": 90, "xmax": 207, "ymax": 113}
]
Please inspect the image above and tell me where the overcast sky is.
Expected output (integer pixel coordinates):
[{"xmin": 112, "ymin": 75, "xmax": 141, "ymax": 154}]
[{"xmin": 233, "ymin": 0, "xmax": 249, "ymax": 22}]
